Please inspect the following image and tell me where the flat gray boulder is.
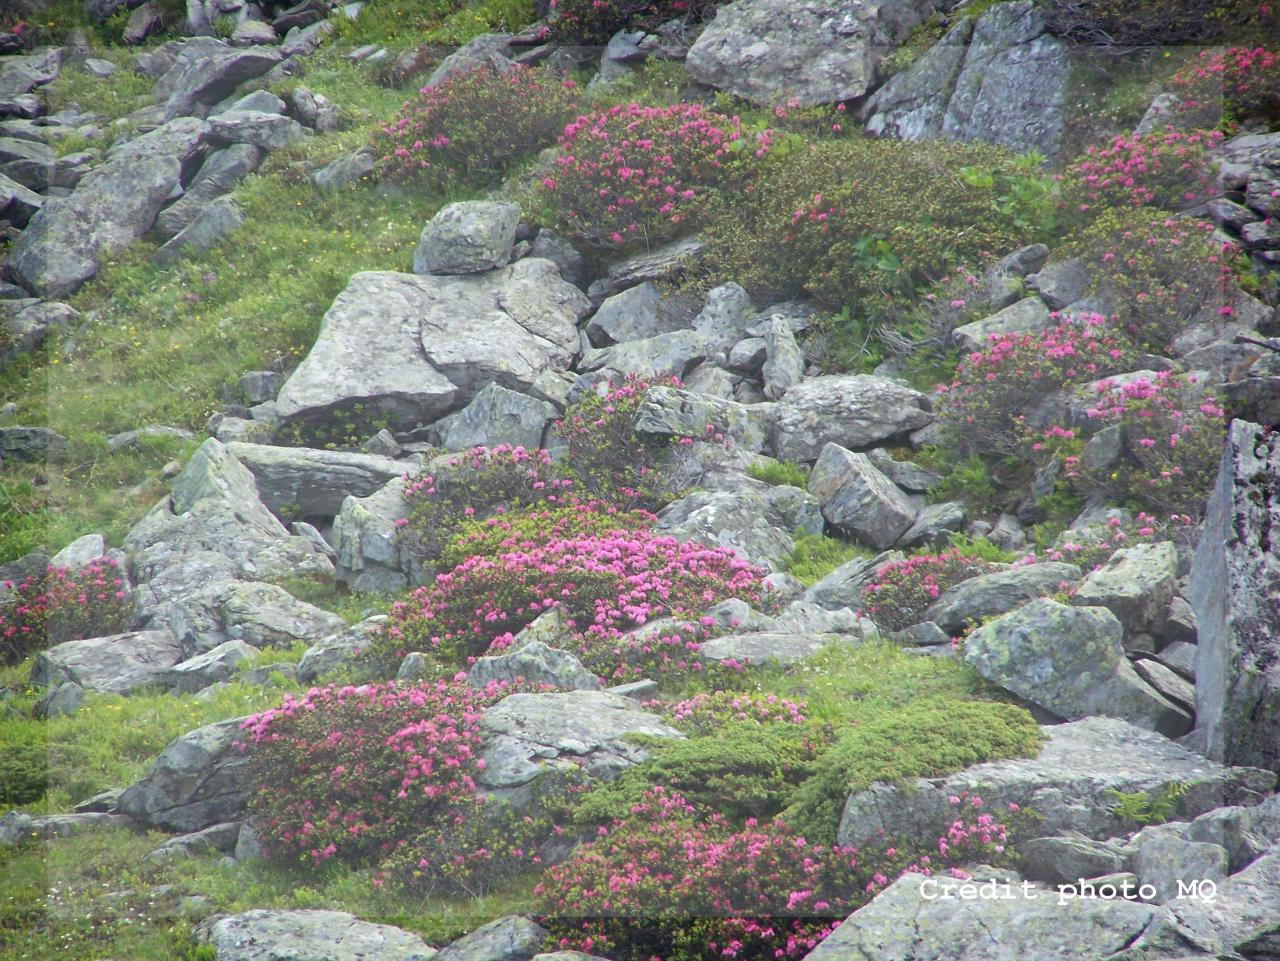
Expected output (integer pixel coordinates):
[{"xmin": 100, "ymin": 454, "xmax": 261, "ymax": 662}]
[
  {"xmin": 770, "ymin": 375, "xmax": 933, "ymax": 462},
  {"xmin": 198, "ymin": 909, "xmax": 437, "ymax": 961},
  {"xmin": 154, "ymin": 40, "xmax": 282, "ymax": 119},
  {"xmin": 836, "ymin": 716, "xmax": 1275, "ymax": 849},
  {"xmin": 1071, "ymin": 540, "xmax": 1178, "ymax": 634},
  {"xmin": 165, "ymin": 639, "xmax": 258, "ymax": 693},
  {"xmin": 1188, "ymin": 418, "xmax": 1280, "ymax": 771},
  {"xmin": 467, "ymin": 641, "xmax": 601, "ymax": 692},
  {"xmin": 699, "ymin": 631, "xmax": 838, "ymax": 666},
  {"xmin": 585, "ymin": 281, "xmax": 694, "ymax": 347},
  {"xmin": 225, "ymin": 441, "xmax": 414, "ymax": 517},
  {"xmin": 155, "ymin": 143, "xmax": 261, "ymax": 239},
  {"xmin": 579, "ymin": 329, "xmax": 708, "ymax": 381},
  {"xmin": 206, "ymin": 109, "xmax": 310, "ymax": 150},
  {"xmin": 413, "ymin": 201, "xmax": 520, "ymax": 275},
  {"xmin": 434, "ymin": 382, "xmax": 555, "ymax": 451},
  {"xmin": 634, "ymin": 386, "xmax": 773, "ymax": 454},
  {"xmin": 656, "ymin": 482, "xmax": 822, "ymax": 572},
  {"xmin": 165, "ymin": 580, "xmax": 346, "ymax": 657},
  {"xmin": 686, "ymin": 0, "xmax": 938, "ymax": 106},
  {"xmin": 296, "ymin": 615, "xmax": 387, "ymax": 683},
  {"xmin": 153, "ymin": 195, "xmax": 244, "ymax": 265},
  {"xmin": 950, "ymin": 297, "xmax": 1055, "ymax": 353},
  {"xmin": 32, "ymin": 630, "xmax": 184, "ymax": 695},
  {"xmin": 924, "ymin": 562, "xmax": 1081, "ymax": 634},
  {"xmin": 964, "ymin": 599, "xmax": 1192, "ymax": 736}
]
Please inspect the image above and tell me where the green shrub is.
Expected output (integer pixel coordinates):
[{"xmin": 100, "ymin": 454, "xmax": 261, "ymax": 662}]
[
  {"xmin": 781, "ymin": 698, "xmax": 1043, "ymax": 843},
  {"xmin": 702, "ymin": 137, "xmax": 1045, "ymax": 313},
  {"xmin": 0, "ymin": 736, "xmax": 47, "ymax": 807},
  {"xmin": 1041, "ymin": 0, "xmax": 1279, "ymax": 46},
  {"xmin": 374, "ymin": 64, "xmax": 580, "ymax": 190},
  {"xmin": 785, "ymin": 533, "xmax": 869, "ymax": 587},
  {"xmin": 747, "ymin": 458, "xmax": 809, "ymax": 488},
  {"xmin": 546, "ymin": 0, "xmax": 727, "ymax": 45},
  {"xmin": 440, "ymin": 502, "xmax": 655, "ymax": 569},
  {"xmin": 570, "ymin": 724, "xmax": 820, "ymax": 827}
]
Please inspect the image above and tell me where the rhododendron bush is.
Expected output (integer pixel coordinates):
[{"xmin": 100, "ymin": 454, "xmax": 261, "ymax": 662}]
[
  {"xmin": 1061, "ymin": 128, "xmax": 1224, "ymax": 214},
  {"xmin": 1171, "ymin": 46, "xmax": 1280, "ymax": 126},
  {"xmin": 378, "ymin": 529, "xmax": 767, "ymax": 679},
  {"xmin": 541, "ymin": 102, "xmax": 774, "ymax": 250},
  {"xmin": 375, "ymin": 64, "xmax": 579, "ymax": 189},
  {"xmin": 536, "ymin": 788, "xmax": 1017, "ymax": 961},
  {"xmin": 860, "ymin": 550, "xmax": 1000, "ymax": 633},
  {"xmin": 0, "ymin": 557, "xmax": 131, "ymax": 665},
  {"xmin": 1015, "ymin": 514, "xmax": 1195, "ymax": 574},
  {"xmin": 440, "ymin": 502, "xmax": 656, "ymax": 570}
]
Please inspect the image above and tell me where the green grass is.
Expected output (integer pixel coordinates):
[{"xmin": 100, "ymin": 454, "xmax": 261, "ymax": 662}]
[
  {"xmin": 784, "ymin": 532, "xmax": 871, "ymax": 586},
  {"xmin": 746, "ymin": 457, "xmax": 809, "ymax": 489},
  {"xmin": 41, "ymin": 55, "xmax": 156, "ymax": 124}
]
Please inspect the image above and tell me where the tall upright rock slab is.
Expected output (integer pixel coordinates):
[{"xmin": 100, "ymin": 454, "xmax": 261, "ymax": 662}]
[{"xmin": 1188, "ymin": 419, "xmax": 1280, "ymax": 770}]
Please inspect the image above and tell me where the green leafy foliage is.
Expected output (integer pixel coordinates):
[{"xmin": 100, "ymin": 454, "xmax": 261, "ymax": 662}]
[
  {"xmin": 747, "ymin": 457, "xmax": 809, "ymax": 488},
  {"xmin": 784, "ymin": 533, "xmax": 870, "ymax": 587}
]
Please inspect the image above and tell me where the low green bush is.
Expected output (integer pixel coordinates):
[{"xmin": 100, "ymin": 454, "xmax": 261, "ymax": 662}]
[
  {"xmin": 0, "ymin": 737, "xmax": 47, "ymax": 807},
  {"xmin": 1041, "ymin": 0, "xmax": 1279, "ymax": 46},
  {"xmin": 440, "ymin": 502, "xmax": 654, "ymax": 569},
  {"xmin": 781, "ymin": 698, "xmax": 1043, "ymax": 844},
  {"xmin": 746, "ymin": 458, "xmax": 808, "ymax": 488},
  {"xmin": 784, "ymin": 533, "xmax": 869, "ymax": 587}
]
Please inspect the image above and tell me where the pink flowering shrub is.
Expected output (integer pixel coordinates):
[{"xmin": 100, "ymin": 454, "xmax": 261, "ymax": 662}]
[
  {"xmin": 1061, "ymin": 128, "xmax": 1224, "ymax": 214},
  {"xmin": 440, "ymin": 501, "xmax": 656, "ymax": 570},
  {"xmin": 1076, "ymin": 209, "xmax": 1242, "ymax": 352},
  {"xmin": 1171, "ymin": 46, "xmax": 1280, "ymax": 126},
  {"xmin": 936, "ymin": 313, "xmax": 1138, "ymax": 456},
  {"xmin": 541, "ymin": 102, "xmax": 773, "ymax": 250},
  {"xmin": 536, "ymin": 787, "xmax": 1017, "ymax": 961},
  {"xmin": 860, "ymin": 551, "xmax": 999, "ymax": 632},
  {"xmin": 379, "ymin": 530, "xmax": 767, "ymax": 680},
  {"xmin": 1015, "ymin": 513, "xmax": 1194, "ymax": 574},
  {"xmin": 1080, "ymin": 371, "xmax": 1228, "ymax": 517},
  {"xmin": 664, "ymin": 691, "xmax": 809, "ymax": 735},
  {"xmin": 240, "ymin": 679, "xmax": 518, "ymax": 867},
  {"xmin": 401, "ymin": 444, "xmax": 571, "ymax": 562},
  {"xmin": 374, "ymin": 65, "xmax": 579, "ymax": 189},
  {"xmin": 0, "ymin": 557, "xmax": 131, "ymax": 665}
]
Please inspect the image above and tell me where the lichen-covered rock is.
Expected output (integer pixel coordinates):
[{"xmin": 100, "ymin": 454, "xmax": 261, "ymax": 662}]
[
  {"xmin": 770, "ymin": 375, "xmax": 933, "ymax": 462},
  {"xmin": 924, "ymin": 563, "xmax": 1081, "ymax": 634},
  {"xmin": 1071, "ymin": 541, "xmax": 1178, "ymax": 634},
  {"xmin": 296, "ymin": 616, "xmax": 387, "ymax": 683},
  {"xmin": 584, "ymin": 281, "xmax": 694, "ymax": 347},
  {"xmin": 164, "ymin": 640, "xmax": 258, "ymax": 694},
  {"xmin": 467, "ymin": 641, "xmax": 601, "ymax": 692},
  {"xmin": 634, "ymin": 386, "xmax": 773, "ymax": 454},
  {"xmin": 225, "ymin": 441, "xmax": 414, "ymax": 517},
  {"xmin": 1188, "ymin": 419, "xmax": 1280, "ymax": 771},
  {"xmin": 656, "ymin": 481, "xmax": 822, "ymax": 571},
  {"xmin": 809, "ymin": 443, "xmax": 918, "ymax": 549},
  {"xmin": 413, "ymin": 201, "xmax": 520, "ymax": 275},
  {"xmin": 32, "ymin": 630, "xmax": 184, "ymax": 695},
  {"xmin": 698, "ymin": 631, "xmax": 839, "ymax": 666},
  {"xmin": 198, "ymin": 909, "xmax": 437, "ymax": 961},
  {"xmin": 434, "ymin": 382, "xmax": 555, "ymax": 451},
  {"xmin": 434, "ymin": 916, "xmax": 548, "ymax": 961}
]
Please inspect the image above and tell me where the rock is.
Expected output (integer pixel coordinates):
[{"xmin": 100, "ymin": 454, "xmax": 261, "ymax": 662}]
[
  {"xmin": 48, "ymin": 533, "xmax": 107, "ymax": 569},
  {"xmin": 984, "ymin": 244, "xmax": 1050, "ymax": 309},
  {"xmin": 206, "ymin": 109, "xmax": 310, "ymax": 150},
  {"xmin": 584, "ymin": 281, "xmax": 694, "ymax": 347},
  {"xmin": 686, "ymin": 0, "xmax": 936, "ymax": 107},
  {"xmin": 0, "ymin": 137, "xmax": 55, "ymax": 193},
  {"xmin": 155, "ymin": 143, "xmax": 262, "ymax": 240},
  {"xmin": 435, "ymin": 382, "xmax": 555, "ymax": 451},
  {"xmin": 0, "ymin": 425, "xmax": 67, "ymax": 462},
  {"xmin": 287, "ymin": 87, "xmax": 340, "ymax": 132},
  {"xmin": 1133, "ymin": 658, "xmax": 1196, "ymax": 713},
  {"xmin": 312, "ymin": 147, "xmax": 374, "ymax": 192},
  {"xmin": 809, "ymin": 443, "xmax": 917, "ymax": 549},
  {"xmin": 153, "ymin": 196, "xmax": 244, "ymax": 265},
  {"xmin": 154, "ymin": 41, "xmax": 281, "ymax": 120},
  {"xmin": 229, "ymin": 20, "xmax": 277, "ymax": 45},
  {"xmin": 803, "ymin": 870, "xmax": 1178, "ymax": 961},
  {"xmin": 165, "ymin": 640, "xmax": 258, "ymax": 694},
  {"xmin": 425, "ymin": 33, "xmax": 512, "ymax": 87},
  {"xmin": 468, "ymin": 641, "xmax": 601, "ymax": 692},
  {"xmin": 761, "ymin": 315, "xmax": 804, "ymax": 399},
  {"xmin": 1133, "ymin": 829, "xmax": 1229, "ymax": 905},
  {"xmin": 0, "ymin": 300, "xmax": 75, "ymax": 360},
  {"xmin": 770, "ymin": 375, "xmax": 933, "ymax": 462},
  {"xmin": 692, "ymin": 282, "xmax": 755, "ymax": 354},
  {"xmin": 296, "ymin": 615, "xmax": 386, "ymax": 683},
  {"xmin": 199, "ymin": 909, "xmax": 437, "ymax": 961},
  {"xmin": 164, "ymin": 580, "xmax": 345, "ymax": 657},
  {"xmin": 837, "ymin": 716, "xmax": 1275, "ymax": 849},
  {"xmin": 0, "ymin": 812, "xmax": 36, "ymax": 847},
  {"xmin": 0, "ymin": 94, "xmax": 42, "ymax": 120},
  {"xmin": 656, "ymin": 483, "xmax": 822, "ymax": 572},
  {"xmin": 5, "ymin": 118, "xmax": 208, "ymax": 298},
  {"xmin": 963, "ymin": 599, "xmax": 1193, "ymax": 736},
  {"xmin": 1028, "ymin": 257, "xmax": 1091, "ymax": 311},
  {"xmin": 699, "ymin": 631, "xmax": 838, "ymax": 666},
  {"xmin": 579, "ymin": 329, "xmax": 707, "ymax": 380},
  {"xmin": 117, "ymin": 716, "xmax": 253, "ymax": 831},
  {"xmin": 224, "ymin": 442, "xmax": 413, "ymax": 517},
  {"xmin": 950, "ymin": 297, "xmax": 1055, "ymax": 353},
  {"xmin": 528, "ymin": 230, "xmax": 586, "ymax": 290},
  {"xmin": 897, "ymin": 500, "xmax": 965, "ymax": 548},
  {"xmin": 924, "ymin": 563, "xmax": 1081, "ymax": 634},
  {"xmin": 32, "ymin": 630, "xmax": 184, "ymax": 696},
  {"xmin": 434, "ymin": 916, "xmax": 548, "ymax": 961},
  {"xmin": 1017, "ymin": 834, "xmax": 1130, "ymax": 886},
  {"xmin": 330, "ymin": 478, "xmax": 416, "ymax": 592},
  {"xmin": 146, "ymin": 820, "xmax": 242, "ymax": 863},
  {"xmin": 634, "ymin": 385, "xmax": 773, "ymax": 453},
  {"xmin": 1172, "ymin": 840, "xmax": 1280, "ymax": 955},
  {"xmin": 0, "ymin": 48, "xmax": 62, "ymax": 99},
  {"xmin": 478, "ymin": 691, "xmax": 682, "ymax": 797},
  {"xmin": 727, "ymin": 337, "xmax": 766, "ymax": 373},
  {"xmin": 1188, "ymin": 419, "xmax": 1280, "ymax": 771},
  {"xmin": 279, "ymin": 19, "xmax": 335, "ymax": 58},
  {"xmin": 0, "ymin": 172, "xmax": 43, "ymax": 227},
  {"xmin": 105, "ymin": 425, "xmax": 196, "ymax": 453},
  {"xmin": 35, "ymin": 681, "xmax": 86, "ymax": 717},
  {"xmin": 1071, "ymin": 541, "xmax": 1178, "ymax": 634},
  {"xmin": 588, "ymin": 235, "xmax": 704, "ymax": 300},
  {"xmin": 73, "ymin": 788, "xmax": 122, "ymax": 813},
  {"xmin": 803, "ymin": 551, "xmax": 899, "ymax": 610},
  {"xmin": 413, "ymin": 201, "xmax": 520, "ymax": 275}
]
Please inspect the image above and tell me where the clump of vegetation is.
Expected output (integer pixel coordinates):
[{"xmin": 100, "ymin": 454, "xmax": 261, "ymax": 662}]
[
  {"xmin": 747, "ymin": 457, "xmax": 809, "ymax": 488},
  {"xmin": 1042, "ymin": 0, "xmax": 1280, "ymax": 46},
  {"xmin": 784, "ymin": 533, "xmax": 869, "ymax": 587},
  {"xmin": 1170, "ymin": 46, "xmax": 1280, "ymax": 128},
  {"xmin": 1, "ymin": 557, "xmax": 132, "ymax": 665},
  {"xmin": 860, "ymin": 550, "xmax": 998, "ymax": 632},
  {"xmin": 1060, "ymin": 128, "xmax": 1224, "ymax": 215},
  {"xmin": 439, "ymin": 502, "xmax": 655, "ymax": 569},
  {"xmin": 374, "ymin": 65, "xmax": 579, "ymax": 190},
  {"xmin": 545, "ymin": 0, "xmax": 726, "ymax": 44}
]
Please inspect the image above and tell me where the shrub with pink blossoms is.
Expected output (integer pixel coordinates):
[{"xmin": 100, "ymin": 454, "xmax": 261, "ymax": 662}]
[
  {"xmin": 1170, "ymin": 46, "xmax": 1280, "ymax": 127},
  {"xmin": 1061, "ymin": 128, "xmax": 1224, "ymax": 215},
  {"xmin": 1014, "ymin": 513, "xmax": 1195, "ymax": 574},
  {"xmin": 374, "ymin": 64, "xmax": 579, "ymax": 190},
  {"xmin": 664, "ymin": 690, "xmax": 809, "ymax": 735},
  {"xmin": 535, "ymin": 787, "xmax": 1017, "ymax": 961},
  {"xmin": 541, "ymin": 102, "xmax": 773, "ymax": 250},
  {"xmin": 240, "ymin": 679, "xmax": 516, "ymax": 867},
  {"xmin": 860, "ymin": 550, "xmax": 999, "ymax": 633},
  {"xmin": 378, "ymin": 529, "xmax": 768, "ymax": 680},
  {"xmin": 1, "ymin": 557, "xmax": 132, "ymax": 665},
  {"xmin": 936, "ymin": 312, "xmax": 1138, "ymax": 456}
]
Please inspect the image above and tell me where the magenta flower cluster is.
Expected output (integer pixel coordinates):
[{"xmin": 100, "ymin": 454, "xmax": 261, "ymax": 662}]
[
  {"xmin": 1063, "ymin": 128, "xmax": 1224, "ymax": 213},
  {"xmin": 860, "ymin": 551, "xmax": 998, "ymax": 633},
  {"xmin": 1, "ymin": 556, "xmax": 131, "ymax": 664},
  {"xmin": 664, "ymin": 691, "xmax": 809, "ymax": 734}
]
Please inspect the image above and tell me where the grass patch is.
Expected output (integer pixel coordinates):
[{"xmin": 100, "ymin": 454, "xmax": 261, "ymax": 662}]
[
  {"xmin": 746, "ymin": 457, "xmax": 808, "ymax": 489},
  {"xmin": 41, "ymin": 55, "xmax": 156, "ymax": 124},
  {"xmin": 784, "ymin": 532, "xmax": 870, "ymax": 586}
]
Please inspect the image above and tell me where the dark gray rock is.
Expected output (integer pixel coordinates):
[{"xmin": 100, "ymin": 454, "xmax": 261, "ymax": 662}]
[
  {"xmin": 312, "ymin": 147, "xmax": 375, "ymax": 192},
  {"xmin": 153, "ymin": 196, "xmax": 244, "ymax": 265},
  {"xmin": 809, "ymin": 443, "xmax": 917, "ymax": 549},
  {"xmin": 224, "ymin": 441, "xmax": 413, "ymax": 517},
  {"xmin": 1188, "ymin": 419, "xmax": 1280, "ymax": 771},
  {"xmin": 154, "ymin": 41, "xmax": 281, "ymax": 120},
  {"xmin": 165, "ymin": 640, "xmax": 258, "ymax": 694},
  {"xmin": 434, "ymin": 382, "xmax": 555, "ymax": 451},
  {"xmin": 155, "ymin": 142, "xmax": 261, "ymax": 240},
  {"xmin": 1017, "ymin": 834, "xmax": 1131, "ymax": 886},
  {"xmin": 584, "ymin": 281, "xmax": 694, "ymax": 347},
  {"xmin": 32, "ymin": 630, "xmax": 183, "ymax": 696},
  {"xmin": 770, "ymin": 375, "xmax": 933, "ymax": 462},
  {"xmin": 579, "ymin": 329, "xmax": 708, "ymax": 380},
  {"xmin": 435, "ymin": 916, "xmax": 547, "ymax": 961}
]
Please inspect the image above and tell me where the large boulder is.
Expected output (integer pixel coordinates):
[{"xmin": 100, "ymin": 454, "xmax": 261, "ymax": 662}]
[
  {"xmin": 434, "ymin": 382, "xmax": 556, "ymax": 452},
  {"xmin": 584, "ymin": 281, "xmax": 694, "ymax": 347},
  {"xmin": 923, "ymin": 562, "xmax": 1081, "ymax": 634},
  {"xmin": 579, "ymin": 329, "xmax": 708, "ymax": 380},
  {"xmin": 153, "ymin": 40, "xmax": 282, "ymax": 120},
  {"xmin": 949, "ymin": 297, "xmax": 1055, "ymax": 353},
  {"xmin": 836, "ymin": 716, "xmax": 1275, "ymax": 849},
  {"xmin": 963, "ymin": 599, "xmax": 1193, "ymax": 736},
  {"xmin": 0, "ymin": 48, "xmax": 63, "ymax": 99},
  {"xmin": 434, "ymin": 916, "xmax": 547, "ymax": 961},
  {"xmin": 296, "ymin": 615, "xmax": 387, "ymax": 683},
  {"xmin": 5, "ymin": 118, "xmax": 208, "ymax": 297},
  {"xmin": 198, "ymin": 909, "xmax": 437, "ymax": 961},
  {"xmin": 467, "ymin": 641, "xmax": 602, "ymax": 692},
  {"xmin": 686, "ymin": 0, "xmax": 940, "ymax": 107},
  {"xmin": 699, "ymin": 631, "xmax": 839, "ymax": 666},
  {"xmin": 1071, "ymin": 540, "xmax": 1178, "ymax": 635},
  {"xmin": 164, "ymin": 580, "xmax": 346, "ymax": 657},
  {"xmin": 413, "ymin": 201, "xmax": 520, "ymax": 275},
  {"xmin": 1188, "ymin": 419, "xmax": 1280, "ymax": 770},
  {"xmin": 224, "ymin": 441, "xmax": 415, "ymax": 517},
  {"xmin": 330, "ymin": 477, "xmax": 418, "ymax": 593},
  {"xmin": 634, "ymin": 386, "xmax": 774, "ymax": 454},
  {"xmin": 275, "ymin": 263, "xmax": 589, "ymax": 434},
  {"xmin": 770, "ymin": 375, "xmax": 933, "ymax": 462},
  {"xmin": 809, "ymin": 443, "xmax": 917, "ymax": 549},
  {"xmin": 154, "ymin": 143, "xmax": 261, "ymax": 239},
  {"xmin": 31, "ymin": 630, "xmax": 184, "ymax": 695},
  {"xmin": 206, "ymin": 109, "xmax": 310, "ymax": 150},
  {"xmin": 117, "ymin": 716, "xmax": 253, "ymax": 831},
  {"xmin": 862, "ymin": 1, "xmax": 1074, "ymax": 158},
  {"xmin": 803, "ymin": 551, "xmax": 900, "ymax": 610},
  {"xmin": 478, "ymin": 691, "xmax": 682, "ymax": 803}
]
